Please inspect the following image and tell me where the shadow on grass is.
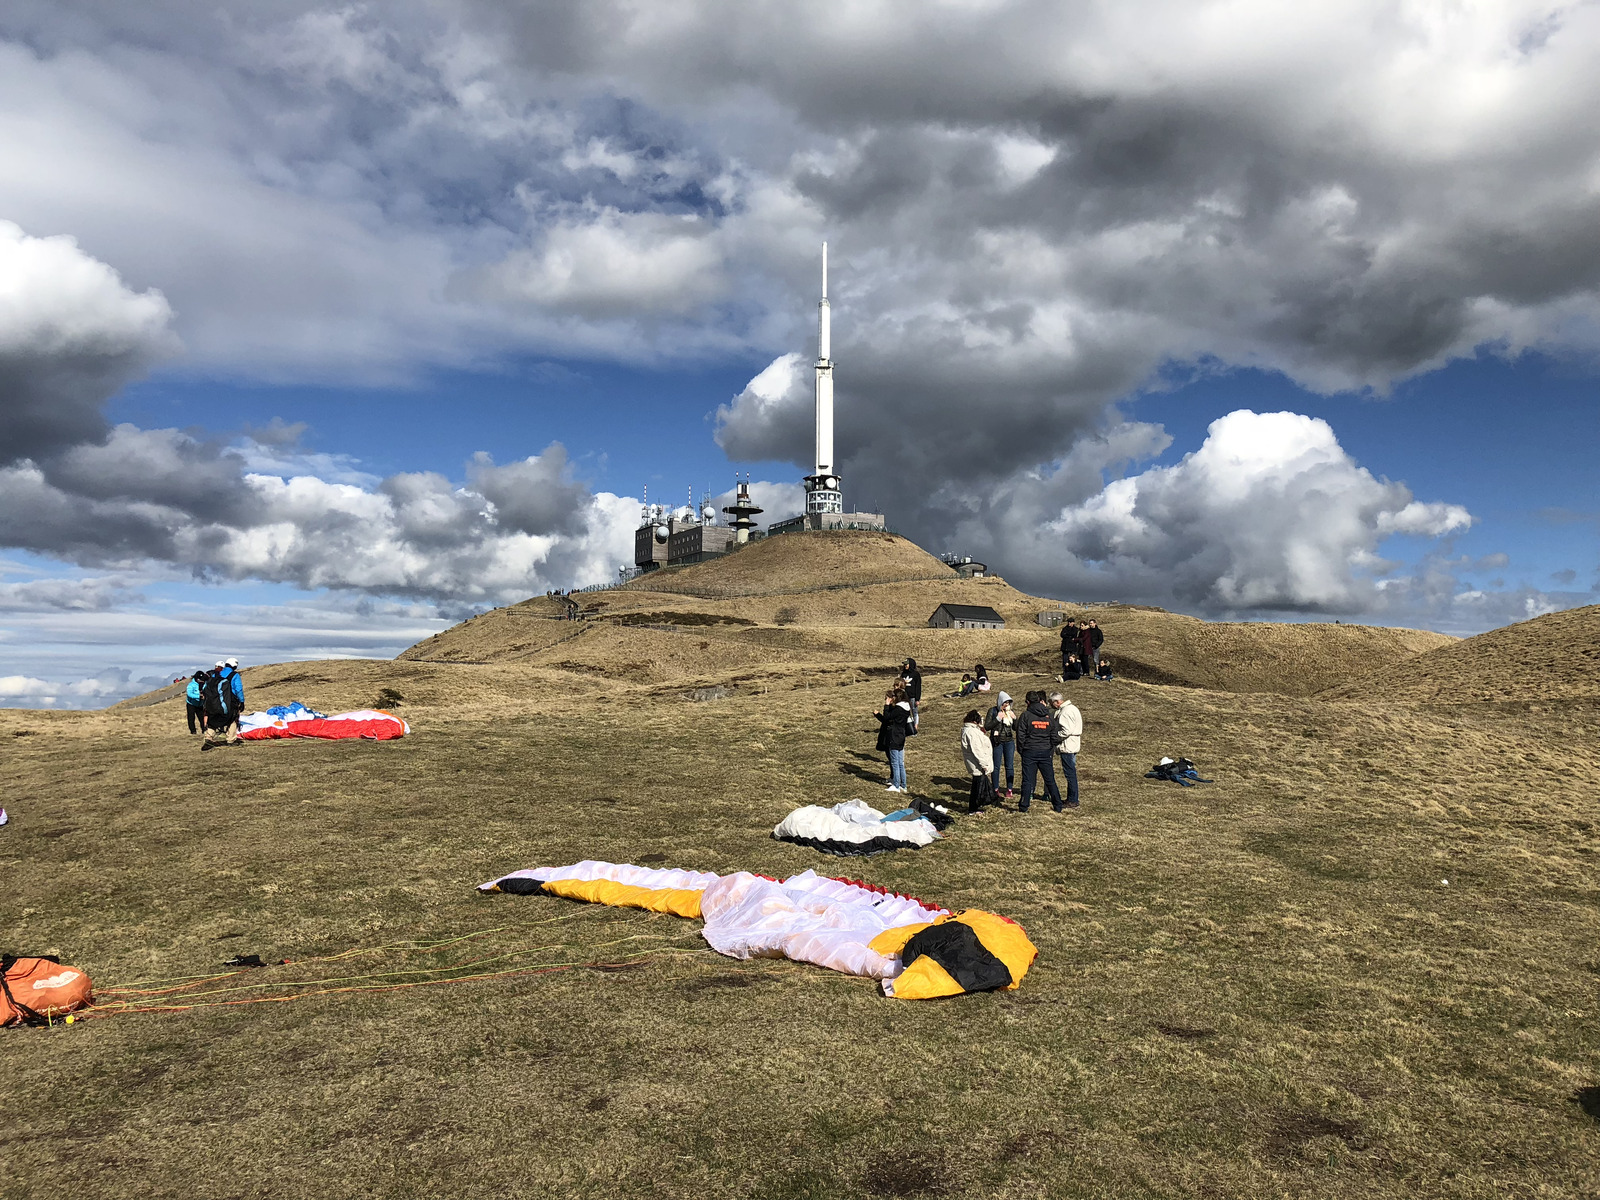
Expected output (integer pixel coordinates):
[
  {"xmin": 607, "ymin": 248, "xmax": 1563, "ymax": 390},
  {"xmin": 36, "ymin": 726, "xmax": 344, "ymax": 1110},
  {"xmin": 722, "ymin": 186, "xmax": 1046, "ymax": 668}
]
[
  {"xmin": 838, "ymin": 761, "xmax": 882, "ymax": 783},
  {"xmin": 1575, "ymin": 1086, "xmax": 1600, "ymax": 1122}
]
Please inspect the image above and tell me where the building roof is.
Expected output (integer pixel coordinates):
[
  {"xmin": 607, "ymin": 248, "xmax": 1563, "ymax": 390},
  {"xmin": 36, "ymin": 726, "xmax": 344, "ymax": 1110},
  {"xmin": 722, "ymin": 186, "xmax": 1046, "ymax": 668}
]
[{"xmin": 932, "ymin": 603, "xmax": 1005, "ymax": 622}]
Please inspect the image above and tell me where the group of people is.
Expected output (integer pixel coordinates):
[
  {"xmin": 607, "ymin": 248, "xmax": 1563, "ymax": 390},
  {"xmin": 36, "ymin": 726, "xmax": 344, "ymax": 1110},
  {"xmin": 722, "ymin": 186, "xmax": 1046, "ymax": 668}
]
[
  {"xmin": 963, "ymin": 689, "xmax": 1081, "ymax": 813},
  {"xmin": 183, "ymin": 659, "xmax": 245, "ymax": 749},
  {"xmin": 874, "ymin": 666, "xmax": 1084, "ymax": 815},
  {"xmin": 945, "ymin": 663, "xmax": 991, "ymax": 698},
  {"xmin": 1060, "ymin": 617, "xmax": 1113, "ymax": 681}
]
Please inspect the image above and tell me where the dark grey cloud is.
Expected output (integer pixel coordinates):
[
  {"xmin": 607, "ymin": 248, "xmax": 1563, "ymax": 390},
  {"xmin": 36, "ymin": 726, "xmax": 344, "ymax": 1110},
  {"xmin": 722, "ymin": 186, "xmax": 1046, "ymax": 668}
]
[
  {"xmin": 469, "ymin": 445, "xmax": 591, "ymax": 537},
  {"xmin": 5, "ymin": 2, "xmax": 1600, "ymax": 622},
  {"xmin": 0, "ymin": 221, "xmax": 175, "ymax": 464}
]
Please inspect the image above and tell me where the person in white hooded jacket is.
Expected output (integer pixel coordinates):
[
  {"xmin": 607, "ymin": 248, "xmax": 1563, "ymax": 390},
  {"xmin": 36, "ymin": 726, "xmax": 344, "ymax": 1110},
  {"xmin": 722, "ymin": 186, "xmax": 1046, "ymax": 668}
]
[
  {"xmin": 1050, "ymin": 691, "xmax": 1084, "ymax": 810},
  {"xmin": 960, "ymin": 710, "xmax": 996, "ymax": 812}
]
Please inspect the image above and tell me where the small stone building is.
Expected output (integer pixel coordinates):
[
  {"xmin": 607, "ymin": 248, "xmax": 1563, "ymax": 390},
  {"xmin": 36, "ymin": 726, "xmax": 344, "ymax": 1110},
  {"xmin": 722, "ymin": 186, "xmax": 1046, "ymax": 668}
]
[{"xmin": 928, "ymin": 603, "xmax": 1006, "ymax": 630}]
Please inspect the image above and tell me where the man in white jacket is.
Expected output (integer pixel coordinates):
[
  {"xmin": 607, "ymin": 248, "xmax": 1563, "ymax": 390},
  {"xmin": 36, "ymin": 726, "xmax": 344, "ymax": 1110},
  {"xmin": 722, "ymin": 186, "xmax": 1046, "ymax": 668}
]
[{"xmin": 1050, "ymin": 691, "xmax": 1083, "ymax": 810}]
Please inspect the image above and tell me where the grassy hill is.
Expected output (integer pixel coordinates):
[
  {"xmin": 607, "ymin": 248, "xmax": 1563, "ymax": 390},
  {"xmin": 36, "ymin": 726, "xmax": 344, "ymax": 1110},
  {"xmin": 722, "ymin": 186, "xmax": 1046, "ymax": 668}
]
[
  {"xmin": 9, "ymin": 532, "xmax": 1597, "ymax": 1199},
  {"xmin": 1324, "ymin": 603, "xmax": 1600, "ymax": 705},
  {"xmin": 617, "ymin": 528, "xmax": 959, "ymax": 597},
  {"xmin": 395, "ymin": 530, "xmax": 1453, "ymax": 698}
]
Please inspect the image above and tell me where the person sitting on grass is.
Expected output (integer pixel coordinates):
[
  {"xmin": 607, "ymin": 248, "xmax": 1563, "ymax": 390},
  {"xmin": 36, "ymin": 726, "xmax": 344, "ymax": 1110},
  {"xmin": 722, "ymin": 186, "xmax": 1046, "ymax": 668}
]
[
  {"xmin": 1095, "ymin": 657, "xmax": 1114, "ymax": 681},
  {"xmin": 946, "ymin": 673, "xmax": 977, "ymax": 698},
  {"xmin": 873, "ymin": 685, "xmax": 912, "ymax": 794},
  {"xmin": 960, "ymin": 709, "xmax": 996, "ymax": 813},
  {"xmin": 974, "ymin": 664, "xmax": 991, "ymax": 692},
  {"xmin": 1062, "ymin": 654, "xmax": 1084, "ymax": 681}
]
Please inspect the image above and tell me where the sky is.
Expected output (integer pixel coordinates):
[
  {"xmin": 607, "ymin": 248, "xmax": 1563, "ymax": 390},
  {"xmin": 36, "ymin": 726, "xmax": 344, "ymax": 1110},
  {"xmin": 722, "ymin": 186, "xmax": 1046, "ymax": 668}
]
[{"xmin": 1, "ymin": 0, "xmax": 1597, "ymax": 707}]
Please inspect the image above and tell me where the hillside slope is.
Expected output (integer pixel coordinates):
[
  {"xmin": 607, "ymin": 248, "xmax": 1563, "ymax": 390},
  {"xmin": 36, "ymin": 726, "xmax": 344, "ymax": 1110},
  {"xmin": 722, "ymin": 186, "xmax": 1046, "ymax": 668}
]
[
  {"xmin": 994, "ymin": 609, "xmax": 1454, "ymax": 696},
  {"xmin": 392, "ymin": 530, "xmax": 1454, "ymax": 696},
  {"xmin": 618, "ymin": 529, "xmax": 956, "ymax": 597},
  {"xmin": 1324, "ymin": 603, "xmax": 1600, "ymax": 705}
]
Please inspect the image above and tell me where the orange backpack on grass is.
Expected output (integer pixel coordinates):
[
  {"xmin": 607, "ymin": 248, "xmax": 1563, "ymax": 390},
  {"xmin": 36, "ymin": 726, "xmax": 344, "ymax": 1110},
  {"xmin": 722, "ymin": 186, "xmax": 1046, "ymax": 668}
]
[{"xmin": 1, "ymin": 955, "xmax": 93, "ymax": 1026}]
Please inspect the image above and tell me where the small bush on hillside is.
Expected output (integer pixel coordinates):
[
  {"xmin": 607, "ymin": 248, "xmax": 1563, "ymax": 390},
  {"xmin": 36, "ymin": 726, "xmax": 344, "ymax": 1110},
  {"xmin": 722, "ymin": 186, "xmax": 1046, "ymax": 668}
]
[{"xmin": 375, "ymin": 687, "xmax": 404, "ymax": 709}]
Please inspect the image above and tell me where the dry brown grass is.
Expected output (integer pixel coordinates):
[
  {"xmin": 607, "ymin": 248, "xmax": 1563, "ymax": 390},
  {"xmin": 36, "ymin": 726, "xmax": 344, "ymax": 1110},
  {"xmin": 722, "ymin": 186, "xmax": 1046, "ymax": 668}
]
[
  {"xmin": 619, "ymin": 529, "xmax": 958, "ymax": 597},
  {"xmin": 1326, "ymin": 603, "xmax": 1600, "ymax": 706},
  {"xmin": 395, "ymin": 531, "xmax": 1454, "ymax": 697},
  {"xmin": 7, "ymin": 536, "xmax": 1598, "ymax": 1199}
]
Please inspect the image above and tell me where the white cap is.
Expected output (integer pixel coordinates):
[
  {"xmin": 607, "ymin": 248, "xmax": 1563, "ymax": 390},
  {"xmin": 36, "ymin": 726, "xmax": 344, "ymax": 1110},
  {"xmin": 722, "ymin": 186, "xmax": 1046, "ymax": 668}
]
[
  {"xmin": 215, "ymin": 661, "xmax": 226, "ymax": 668},
  {"xmin": 1159, "ymin": 756, "xmax": 1175, "ymax": 765},
  {"xmin": 224, "ymin": 658, "xmax": 239, "ymax": 667}
]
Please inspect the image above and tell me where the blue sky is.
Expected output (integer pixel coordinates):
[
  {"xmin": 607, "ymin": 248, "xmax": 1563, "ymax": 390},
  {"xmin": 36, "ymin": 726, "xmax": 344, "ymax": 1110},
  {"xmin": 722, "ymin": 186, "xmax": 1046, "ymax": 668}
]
[{"xmin": 3, "ymin": 1, "xmax": 1600, "ymax": 706}]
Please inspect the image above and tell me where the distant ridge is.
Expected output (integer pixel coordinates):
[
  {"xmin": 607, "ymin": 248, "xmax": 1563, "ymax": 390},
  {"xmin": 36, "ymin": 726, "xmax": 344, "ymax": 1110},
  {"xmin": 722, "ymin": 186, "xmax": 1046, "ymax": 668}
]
[{"xmin": 1324, "ymin": 604, "xmax": 1600, "ymax": 704}]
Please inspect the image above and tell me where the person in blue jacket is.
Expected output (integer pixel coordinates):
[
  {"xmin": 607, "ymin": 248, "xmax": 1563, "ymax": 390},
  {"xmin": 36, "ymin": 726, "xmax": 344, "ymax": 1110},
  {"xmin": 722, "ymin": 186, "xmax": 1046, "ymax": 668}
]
[
  {"xmin": 202, "ymin": 659, "xmax": 246, "ymax": 748},
  {"xmin": 185, "ymin": 671, "xmax": 208, "ymax": 734}
]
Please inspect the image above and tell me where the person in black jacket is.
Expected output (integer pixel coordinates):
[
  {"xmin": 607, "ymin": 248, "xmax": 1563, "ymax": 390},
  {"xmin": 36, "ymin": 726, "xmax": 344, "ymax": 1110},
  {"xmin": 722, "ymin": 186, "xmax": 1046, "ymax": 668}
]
[
  {"xmin": 873, "ymin": 688, "xmax": 912, "ymax": 792},
  {"xmin": 899, "ymin": 658, "xmax": 923, "ymax": 735},
  {"xmin": 1015, "ymin": 690, "xmax": 1064, "ymax": 812},
  {"xmin": 1056, "ymin": 624, "xmax": 1081, "ymax": 681}
]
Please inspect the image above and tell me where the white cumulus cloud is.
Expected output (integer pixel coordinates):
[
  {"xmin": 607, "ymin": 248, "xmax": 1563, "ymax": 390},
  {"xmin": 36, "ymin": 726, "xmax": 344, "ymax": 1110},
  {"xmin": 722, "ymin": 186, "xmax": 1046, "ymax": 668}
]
[{"xmin": 989, "ymin": 409, "xmax": 1473, "ymax": 613}]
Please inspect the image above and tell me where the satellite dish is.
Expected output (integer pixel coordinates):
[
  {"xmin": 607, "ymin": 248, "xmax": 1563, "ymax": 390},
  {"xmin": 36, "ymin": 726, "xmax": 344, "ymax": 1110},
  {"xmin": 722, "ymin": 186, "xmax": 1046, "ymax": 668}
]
[
  {"xmin": 654, "ymin": 523, "xmax": 669, "ymax": 543},
  {"xmin": 701, "ymin": 502, "xmax": 716, "ymax": 522}
]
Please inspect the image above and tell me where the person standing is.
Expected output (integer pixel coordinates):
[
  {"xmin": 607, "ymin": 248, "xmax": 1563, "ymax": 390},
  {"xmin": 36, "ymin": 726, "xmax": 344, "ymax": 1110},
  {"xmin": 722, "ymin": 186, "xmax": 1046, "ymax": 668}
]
[
  {"xmin": 984, "ymin": 692, "xmax": 1018, "ymax": 800},
  {"xmin": 1077, "ymin": 621, "xmax": 1096, "ymax": 676},
  {"xmin": 960, "ymin": 710, "xmax": 996, "ymax": 813},
  {"xmin": 1050, "ymin": 690, "xmax": 1083, "ymax": 810},
  {"xmin": 1059, "ymin": 621, "xmax": 1079, "ymax": 679},
  {"xmin": 900, "ymin": 658, "xmax": 923, "ymax": 735},
  {"xmin": 185, "ymin": 670, "xmax": 208, "ymax": 735},
  {"xmin": 1015, "ymin": 689, "xmax": 1063, "ymax": 813},
  {"xmin": 202, "ymin": 658, "xmax": 245, "ymax": 750},
  {"xmin": 873, "ymin": 687, "xmax": 912, "ymax": 793},
  {"xmin": 1085, "ymin": 620, "xmax": 1105, "ymax": 676}
]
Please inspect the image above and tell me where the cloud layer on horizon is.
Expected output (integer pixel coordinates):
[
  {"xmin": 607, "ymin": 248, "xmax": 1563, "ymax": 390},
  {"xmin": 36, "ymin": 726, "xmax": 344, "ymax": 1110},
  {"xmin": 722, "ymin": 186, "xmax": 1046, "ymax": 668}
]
[{"xmin": 3, "ymin": 0, "xmax": 1600, "ymax": 661}]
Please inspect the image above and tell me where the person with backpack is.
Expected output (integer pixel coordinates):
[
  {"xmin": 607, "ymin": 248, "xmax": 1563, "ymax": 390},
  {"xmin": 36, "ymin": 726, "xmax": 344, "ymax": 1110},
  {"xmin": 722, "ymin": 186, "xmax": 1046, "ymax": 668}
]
[
  {"xmin": 1050, "ymin": 690, "xmax": 1083, "ymax": 810},
  {"xmin": 201, "ymin": 658, "xmax": 245, "ymax": 749},
  {"xmin": 185, "ymin": 670, "xmax": 208, "ymax": 735},
  {"xmin": 1015, "ymin": 689, "xmax": 1063, "ymax": 812},
  {"xmin": 960, "ymin": 710, "xmax": 996, "ymax": 813},
  {"xmin": 873, "ymin": 686, "xmax": 912, "ymax": 793},
  {"xmin": 984, "ymin": 692, "xmax": 1018, "ymax": 800}
]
